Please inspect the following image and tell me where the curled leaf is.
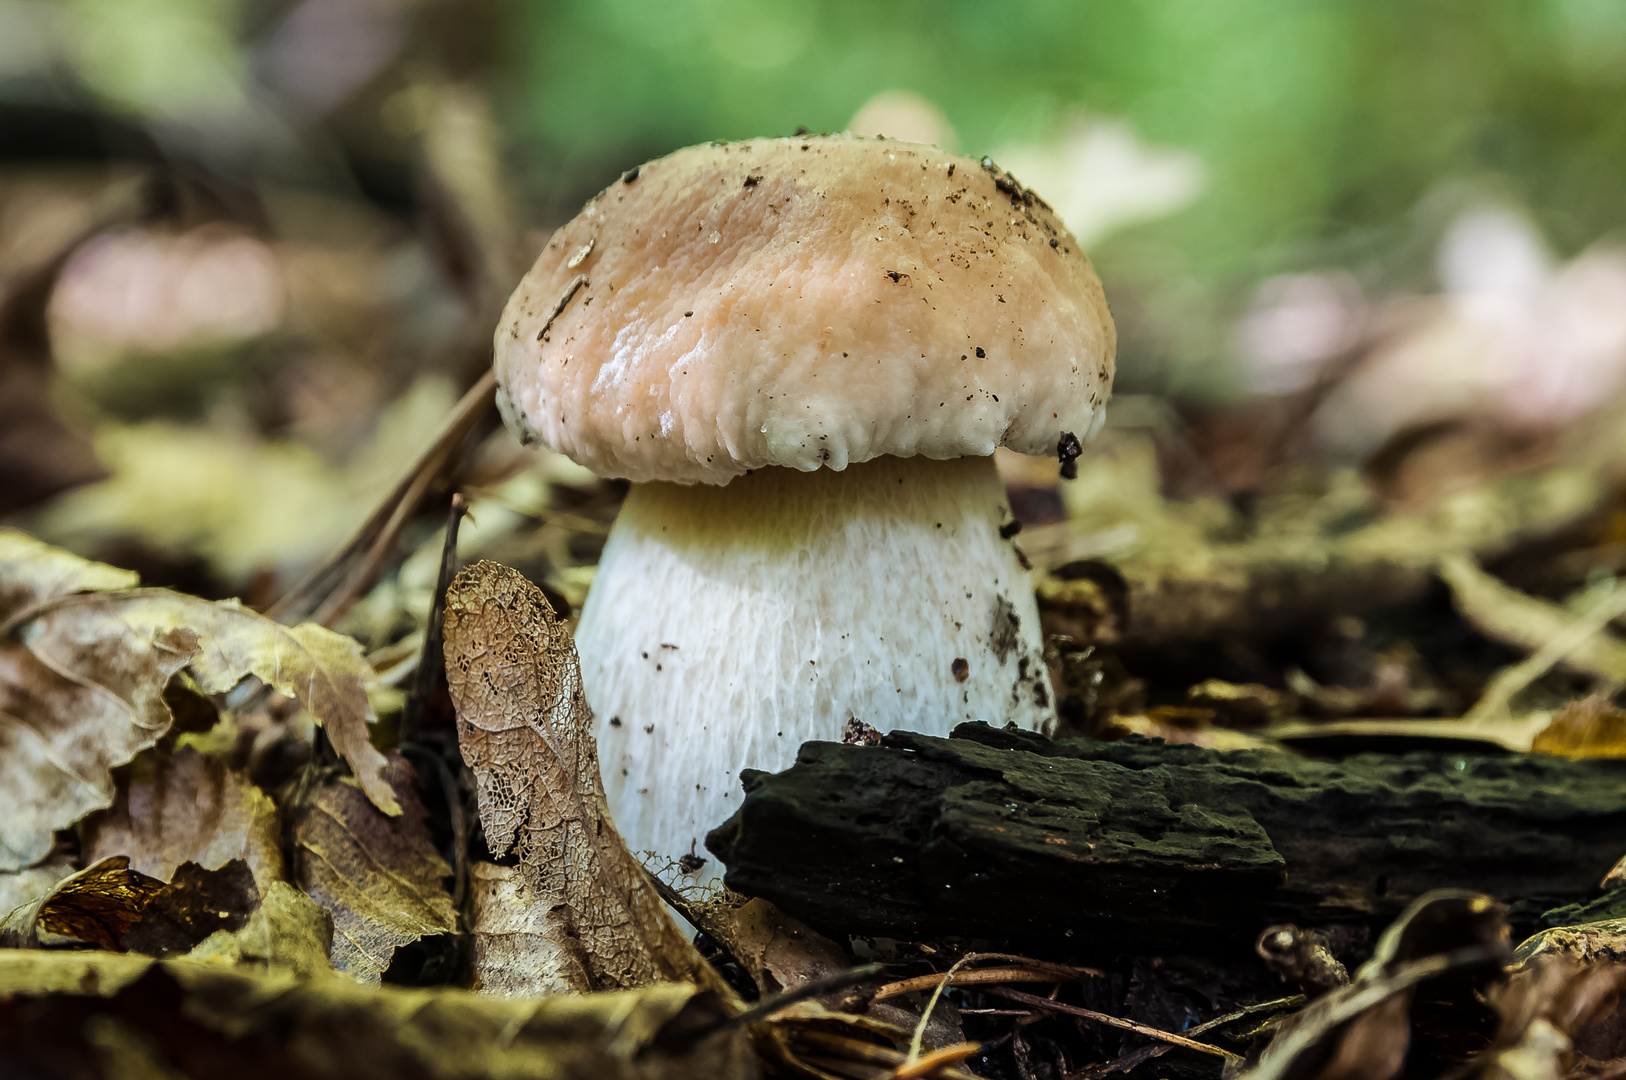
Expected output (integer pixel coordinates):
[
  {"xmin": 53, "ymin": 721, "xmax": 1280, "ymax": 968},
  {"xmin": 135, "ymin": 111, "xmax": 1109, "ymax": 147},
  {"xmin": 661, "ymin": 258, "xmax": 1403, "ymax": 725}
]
[
  {"xmin": 0, "ymin": 565, "xmax": 396, "ymax": 870},
  {"xmin": 0, "ymin": 528, "xmax": 137, "ymax": 621},
  {"xmin": 0, "ymin": 856, "xmax": 164, "ymax": 950}
]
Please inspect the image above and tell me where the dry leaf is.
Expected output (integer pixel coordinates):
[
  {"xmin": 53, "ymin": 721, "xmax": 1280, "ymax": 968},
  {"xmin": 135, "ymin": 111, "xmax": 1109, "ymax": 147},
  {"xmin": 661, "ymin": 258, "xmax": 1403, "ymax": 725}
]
[
  {"xmin": 0, "ymin": 863, "xmax": 74, "ymax": 924},
  {"xmin": 1533, "ymin": 697, "xmax": 1626, "ymax": 760},
  {"xmin": 120, "ymin": 860, "xmax": 259, "ymax": 959},
  {"xmin": 442, "ymin": 560, "xmax": 718, "ymax": 994},
  {"xmin": 292, "ymin": 753, "xmax": 457, "ymax": 984},
  {"xmin": 0, "ymin": 856, "xmax": 164, "ymax": 949},
  {"xmin": 0, "ymin": 542, "xmax": 397, "ymax": 869},
  {"xmin": 82, "ymin": 745, "xmax": 284, "ymax": 889},
  {"xmin": 190, "ymin": 880, "xmax": 335, "ymax": 979},
  {"xmin": 0, "ymin": 528, "xmax": 137, "ymax": 621},
  {"xmin": 1471, "ymin": 954, "xmax": 1626, "ymax": 1079},
  {"xmin": 468, "ymin": 861, "xmax": 595, "ymax": 996},
  {"xmin": 0, "ymin": 949, "xmax": 752, "ymax": 1080}
]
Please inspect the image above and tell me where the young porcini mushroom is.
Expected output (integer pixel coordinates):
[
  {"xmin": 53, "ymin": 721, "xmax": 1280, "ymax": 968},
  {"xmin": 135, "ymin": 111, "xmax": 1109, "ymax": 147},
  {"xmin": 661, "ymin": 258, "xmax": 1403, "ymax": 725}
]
[{"xmin": 494, "ymin": 134, "xmax": 1115, "ymax": 870}]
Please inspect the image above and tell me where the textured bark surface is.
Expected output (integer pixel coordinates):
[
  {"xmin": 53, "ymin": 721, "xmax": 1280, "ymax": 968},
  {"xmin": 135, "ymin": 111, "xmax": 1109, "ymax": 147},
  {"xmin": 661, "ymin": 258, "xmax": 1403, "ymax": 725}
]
[{"xmin": 707, "ymin": 724, "xmax": 1626, "ymax": 954}]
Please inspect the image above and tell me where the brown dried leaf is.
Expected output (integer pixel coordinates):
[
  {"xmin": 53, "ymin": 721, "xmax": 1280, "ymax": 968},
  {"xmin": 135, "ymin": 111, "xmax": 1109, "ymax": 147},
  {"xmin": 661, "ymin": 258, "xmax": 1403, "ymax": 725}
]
[
  {"xmin": 82, "ymin": 745, "xmax": 284, "ymax": 890},
  {"xmin": 442, "ymin": 560, "xmax": 718, "ymax": 994},
  {"xmin": 292, "ymin": 754, "xmax": 457, "ymax": 984},
  {"xmin": 120, "ymin": 860, "xmax": 259, "ymax": 959},
  {"xmin": 189, "ymin": 880, "xmax": 335, "ymax": 979},
  {"xmin": 0, "ymin": 546, "xmax": 397, "ymax": 869},
  {"xmin": 0, "ymin": 528, "xmax": 137, "ymax": 621},
  {"xmin": 0, "ymin": 856, "xmax": 164, "ymax": 950},
  {"xmin": 1534, "ymin": 697, "xmax": 1626, "ymax": 760}
]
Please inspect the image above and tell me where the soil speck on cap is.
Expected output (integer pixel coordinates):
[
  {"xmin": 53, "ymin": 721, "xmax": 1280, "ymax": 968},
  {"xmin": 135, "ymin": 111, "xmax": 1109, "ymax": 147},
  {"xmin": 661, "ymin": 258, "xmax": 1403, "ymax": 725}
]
[
  {"xmin": 975, "ymin": 347, "xmax": 986, "ymax": 358},
  {"xmin": 952, "ymin": 657, "xmax": 970, "ymax": 683}
]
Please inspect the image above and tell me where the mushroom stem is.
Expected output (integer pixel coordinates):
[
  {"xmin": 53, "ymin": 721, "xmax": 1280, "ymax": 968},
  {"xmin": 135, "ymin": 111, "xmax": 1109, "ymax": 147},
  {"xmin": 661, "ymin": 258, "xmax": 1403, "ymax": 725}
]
[{"xmin": 576, "ymin": 454, "xmax": 1053, "ymax": 873}]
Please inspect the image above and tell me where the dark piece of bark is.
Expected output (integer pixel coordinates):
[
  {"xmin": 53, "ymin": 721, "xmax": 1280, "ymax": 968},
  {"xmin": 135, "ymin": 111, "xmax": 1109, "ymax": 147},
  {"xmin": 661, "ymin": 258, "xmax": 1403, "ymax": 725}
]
[{"xmin": 707, "ymin": 724, "xmax": 1626, "ymax": 955}]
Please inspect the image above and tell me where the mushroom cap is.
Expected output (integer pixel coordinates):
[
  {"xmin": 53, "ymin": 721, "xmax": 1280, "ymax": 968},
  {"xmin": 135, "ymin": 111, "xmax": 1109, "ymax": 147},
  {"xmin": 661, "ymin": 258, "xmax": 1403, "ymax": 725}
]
[{"xmin": 495, "ymin": 134, "xmax": 1116, "ymax": 485}]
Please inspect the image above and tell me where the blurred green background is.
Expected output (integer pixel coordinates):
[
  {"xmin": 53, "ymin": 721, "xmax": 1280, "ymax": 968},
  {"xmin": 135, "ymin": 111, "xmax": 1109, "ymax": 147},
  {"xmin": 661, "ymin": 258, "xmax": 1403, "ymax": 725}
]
[{"xmin": 4, "ymin": 0, "xmax": 1626, "ymax": 598}]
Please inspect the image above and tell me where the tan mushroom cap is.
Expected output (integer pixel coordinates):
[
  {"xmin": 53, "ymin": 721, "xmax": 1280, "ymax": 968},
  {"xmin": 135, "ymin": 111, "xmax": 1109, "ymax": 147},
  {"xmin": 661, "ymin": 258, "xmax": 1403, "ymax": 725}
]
[{"xmin": 494, "ymin": 134, "xmax": 1115, "ymax": 485}]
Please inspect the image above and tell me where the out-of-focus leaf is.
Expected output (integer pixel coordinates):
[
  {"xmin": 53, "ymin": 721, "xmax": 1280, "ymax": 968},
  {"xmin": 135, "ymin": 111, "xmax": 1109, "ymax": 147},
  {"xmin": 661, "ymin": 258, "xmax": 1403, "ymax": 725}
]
[
  {"xmin": 35, "ymin": 378, "xmax": 459, "ymax": 582},
  {"xmin": 1242, "ymin": 891, "xmax": 1512, "ymax": 1080},
  {"xmin": 1533, "ymin": 696, "xmax": 1626, "ymax": 760},
  {"xmin": 442, "ymin": 560, "xmax": 720, "ymax": 995},
  {"xmin": 0, "ymin": 551, "xmax": 398, "ymax": 869},
  {"xmin": 0, "ymin": 949, "xmax": 754, "ymax": 1080},
  {"xmin": 82, "ymin": 745, "xmax": 284, "ymax": 890},
  {"xmin": 0, "ymin": 856, "xmax": 164, "ymax": 949},
  {"xmin": 0, "ymin": 863, "xmax": 74, "ymax": 924},
  {"xmin": 190, "ymin": 881, "xmax": 334, "ymax": 979},
  {"xmin": 0, "ymin": 527, "xmax": 137, "ymax": 620},
  {"xmin": 1473, "ymin": 955, "xmax": 1626, "ymax": 1079},
  {"xmin": 1440, "ymin": 555, "xmax": 1626, "ymax": 683},
  {"xmin": 291, "ymin": 753, "xmax": 457, "ymax": 984}
]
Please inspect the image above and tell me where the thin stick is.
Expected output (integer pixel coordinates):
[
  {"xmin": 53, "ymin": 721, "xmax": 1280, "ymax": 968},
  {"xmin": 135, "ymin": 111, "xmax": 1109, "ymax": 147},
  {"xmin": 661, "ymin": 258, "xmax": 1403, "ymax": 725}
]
[
  {"xmin": 401, "ymin": 493, "xmax": 469, "ymax": 745},
  {"xmin": 268, "ymin": 369, "xmax": 495, "ymax": 626},
  {"xmin": 875, "ymin": 967, "xmax": 1090, "ymax": 1002},
  {"xmin": 982, "ymin": 987, "xmax": 1240, "ymax": 1061}
]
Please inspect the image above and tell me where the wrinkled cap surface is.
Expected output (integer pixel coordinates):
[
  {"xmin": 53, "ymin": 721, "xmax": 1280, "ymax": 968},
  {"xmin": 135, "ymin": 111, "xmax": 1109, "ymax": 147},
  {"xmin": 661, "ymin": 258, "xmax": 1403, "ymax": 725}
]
[{"xmin": 495, "ymin": 134, "xmax": 1116, "ymax": 484}]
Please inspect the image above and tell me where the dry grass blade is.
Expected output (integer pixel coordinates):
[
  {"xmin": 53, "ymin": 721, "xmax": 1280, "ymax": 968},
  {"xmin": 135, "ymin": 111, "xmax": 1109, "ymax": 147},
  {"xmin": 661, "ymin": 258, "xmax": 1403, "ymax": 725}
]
[
  {"xmin": 442, "ymin": 560, "xmax": 722, "ymax": 995},
  {"xmin": 982, "ymin": 986, "xmax": 1240, "ymax": 1061},
  {"xmin": 790, "ymin": 1030, "xmax": 982, "ymax": 1080},
  {"xmin": 1440, "ymin": 554, "xmax": 1626, "ymax": 684},
  {"xmin": 268, "ymin": 369, "xmax": 496, "ymax": 628}
]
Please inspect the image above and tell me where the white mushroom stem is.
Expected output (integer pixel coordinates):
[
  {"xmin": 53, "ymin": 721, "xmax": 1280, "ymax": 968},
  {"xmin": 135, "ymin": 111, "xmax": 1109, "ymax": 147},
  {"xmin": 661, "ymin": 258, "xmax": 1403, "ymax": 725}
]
[{"xmin": 575, "ymin": 454, "xmax": 1053, "ymax": 875}]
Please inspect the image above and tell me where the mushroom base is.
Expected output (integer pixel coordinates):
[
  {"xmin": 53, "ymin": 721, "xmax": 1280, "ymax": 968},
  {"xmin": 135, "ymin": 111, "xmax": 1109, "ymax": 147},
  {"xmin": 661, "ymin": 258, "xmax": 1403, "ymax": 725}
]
[{"xmin": 575, "ymin": 454, "xmax": 1053, "ymax": 876}]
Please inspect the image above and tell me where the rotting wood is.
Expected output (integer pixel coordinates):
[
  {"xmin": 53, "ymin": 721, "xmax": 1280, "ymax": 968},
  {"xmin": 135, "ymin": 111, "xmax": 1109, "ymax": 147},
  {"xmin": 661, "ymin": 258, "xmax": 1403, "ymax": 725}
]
[{"xmin": 707, "ymin": 724, "xmax": 1626, "ymax": 955}]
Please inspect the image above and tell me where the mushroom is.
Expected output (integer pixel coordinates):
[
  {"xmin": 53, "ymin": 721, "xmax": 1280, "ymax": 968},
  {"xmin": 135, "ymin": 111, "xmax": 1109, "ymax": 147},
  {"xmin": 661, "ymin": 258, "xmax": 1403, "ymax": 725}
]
[{"xmin": 494, "ymin": 134, "xmax": 1115, "ymax": 871}]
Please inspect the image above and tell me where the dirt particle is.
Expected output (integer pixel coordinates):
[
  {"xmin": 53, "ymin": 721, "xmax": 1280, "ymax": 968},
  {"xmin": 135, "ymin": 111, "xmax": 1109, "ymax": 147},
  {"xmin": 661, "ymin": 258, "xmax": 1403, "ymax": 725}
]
[
  {"xmin": 609, "ymin": 716, "xmax": 622, "ymax": 727},
  {"xmin": 1057, "ymin": 431, "xmax": 1083, "ymax": 480},
  {"xmin": 990, "ymin": 596, "xmax": 1021, "ymax": 664},
  {"xmin": 975, "ymin": 347, "xmax": 986, "ymax": 358},
  {"xmin": 952, "ymin": 657, "xmax": 970, "ymax": 683}
]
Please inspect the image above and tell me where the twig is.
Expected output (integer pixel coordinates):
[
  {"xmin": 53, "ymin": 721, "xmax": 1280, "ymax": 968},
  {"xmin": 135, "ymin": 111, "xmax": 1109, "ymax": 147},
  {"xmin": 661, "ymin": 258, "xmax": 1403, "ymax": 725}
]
[
  {"xmin": 791, "ymin": 1031, "xmax": 981, "ymax": 1080},
  {"xmin": 1072, "ymin": 994, "xmax": 1304, "ymax": 1077},
  {"xmin": 982, "ymin": 987, "xmax": 1240, "ymax": 1061},
  {"xmin": 267, "ymin": 369, "xmax": 495, "ymax": 626},
  {"xmin": 875, "ymin": 966, "xmax": 1092, "ymax": 1001},
  {"xmin": 401, "ymin": 493, "xmax": 469, "ymax": 745}
]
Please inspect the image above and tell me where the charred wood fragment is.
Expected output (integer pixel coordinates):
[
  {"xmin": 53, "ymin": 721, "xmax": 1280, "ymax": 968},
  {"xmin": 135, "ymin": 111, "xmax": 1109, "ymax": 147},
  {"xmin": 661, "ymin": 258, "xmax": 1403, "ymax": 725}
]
[{"xmin": 707, "ymin": 724, "xmax": 1626, "ymax": 955}]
